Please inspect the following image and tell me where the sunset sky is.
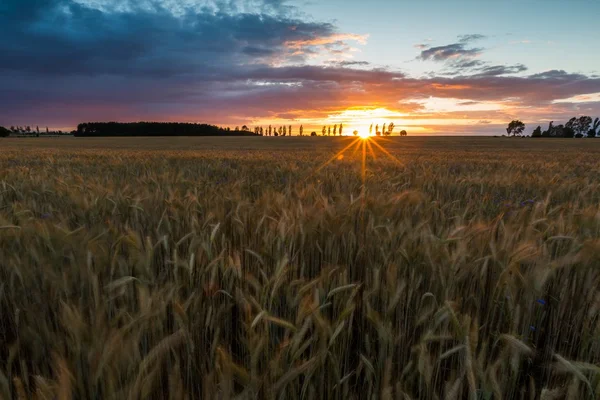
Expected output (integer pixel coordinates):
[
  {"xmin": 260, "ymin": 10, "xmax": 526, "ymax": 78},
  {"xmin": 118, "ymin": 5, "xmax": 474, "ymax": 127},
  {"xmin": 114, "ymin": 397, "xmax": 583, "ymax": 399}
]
[{"xmin": 2, "ymin": 0, "xmax": 600, "ymax": 135}]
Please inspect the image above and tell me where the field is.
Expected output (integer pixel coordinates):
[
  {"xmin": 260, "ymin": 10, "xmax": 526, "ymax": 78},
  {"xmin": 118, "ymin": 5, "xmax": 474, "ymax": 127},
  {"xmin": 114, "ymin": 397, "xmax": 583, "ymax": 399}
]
[{"xmin": 1, "ymin": 136, "xmax": 600, "ymax": 399}]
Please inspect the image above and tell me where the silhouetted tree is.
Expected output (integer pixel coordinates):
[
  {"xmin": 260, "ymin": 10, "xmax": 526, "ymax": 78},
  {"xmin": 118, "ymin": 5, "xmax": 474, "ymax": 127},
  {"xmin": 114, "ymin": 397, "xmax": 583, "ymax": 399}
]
[
  {"xmin": 333, "ymin": 124, "xmax": 338, "ymax": 136},
  {"xmin": 563, "ymin": 126, "xmax": 575, "ymax": 138},
  {"xmin": 283, "ymin": 126, "xmax": 287, "ymax": 136},
  {"xmin": 339, "ymin": 123, "xmax": 344, "ymax": 136},
  {"xmin": 593, "ymin": 117, "xmax": 600, "ymax": 136},
  {"xmin": 400, "ymin": 130, "xmax": 407, "ymax": 136},
  {"xmin": 25, "ymin": 126, "xmax": 31, "ymax": 133},
  {"xmin": 289, "ymin": 125, "xmax": 292, "ymax": 136},
  {"xmin": 299, "ymin": 125, "xmax": 304, "ymax": 136},
  {"xmin": 587, "ymin": 127, "xmax": 596, "ymax": 138},
  {"xmin": 328, "ymin": 126, "xmax": 331, "ymax": 136},
  {"xmin": 375, "ymin": 124, "xmax": 379, "ymax": 135},
  {"xmin": 0, "ymin": 126, "xmax": 10, "ymax": 137},
  {"xmin": 541, "ymin": 121, "xmax": 553, "ymax": 137},
  {"xmin": 387, "ymin": 122, "xmax": 395, "ymax": 136},
  {"xmin": 531, "ymin": 126, "xmax": 542, "ymax": 138},
  {"xmin": 353, "ymin": 130, "xmax": 359, "ymax": 136},
  {"xmin": 576, "ymin": 116, "xmax": 592, "ymax": 137},
  {"xmin": 322, "ymin": 126, "xmax": 326, "ymax": 136},
  {"xmin": 268, "ymin": 125, "xmax": 272, "ymax": 136},
  {"xmin": 369, "ymin": 124, "xmax": 373, "ymax": 135},
  {"xmin": 382, "ymin": 123, "xmax": 387, "ymax": 136},
  {"xmin": 75, "ymin": 122, "xmax": 257, "ymax": 137},
  {"xmin": 311, "ymin": 131, "xmax": 317, "ymax": 136},
  {"xmin": 506, "ymin": 120, "xmax": 525, "ymax": 136}
]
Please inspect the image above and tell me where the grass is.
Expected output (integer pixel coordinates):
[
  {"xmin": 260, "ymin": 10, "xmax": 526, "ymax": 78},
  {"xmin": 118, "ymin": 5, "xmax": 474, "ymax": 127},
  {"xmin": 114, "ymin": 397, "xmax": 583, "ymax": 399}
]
[{"xmin": 1, "ymin": 136, "xmax": 600, "ymax": 399}]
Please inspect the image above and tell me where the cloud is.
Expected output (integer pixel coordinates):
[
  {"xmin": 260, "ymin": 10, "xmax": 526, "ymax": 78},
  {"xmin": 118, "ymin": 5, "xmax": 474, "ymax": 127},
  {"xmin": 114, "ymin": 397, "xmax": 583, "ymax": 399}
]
[
  {"xmin": 327, "ymin": 60, "xmax": 371, "ymax": 67},
  {"xmin": 1, "ymin": 5, "xmax": 599, "ymax": 133},
  {"xmin": 0, "ymin": 0, "xmax": 363, "ymax": 79},
  {"xmin": 458, "ymin": 34, "xmax": 486, "ymax": 43},
  {"xmin": 417, "ymin": 34, "xmax": 485, "ymax": 62},
  {"xmin": 418, "ymin": 43, "xmax": 483, "ymax": 62}
]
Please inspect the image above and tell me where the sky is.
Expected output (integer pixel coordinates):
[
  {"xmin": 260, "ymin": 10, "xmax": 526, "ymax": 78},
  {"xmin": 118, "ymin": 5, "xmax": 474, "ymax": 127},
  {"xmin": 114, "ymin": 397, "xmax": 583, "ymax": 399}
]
[{"xmin": 1, "ymin": 0, "xmax": 600, "ymax": 135}]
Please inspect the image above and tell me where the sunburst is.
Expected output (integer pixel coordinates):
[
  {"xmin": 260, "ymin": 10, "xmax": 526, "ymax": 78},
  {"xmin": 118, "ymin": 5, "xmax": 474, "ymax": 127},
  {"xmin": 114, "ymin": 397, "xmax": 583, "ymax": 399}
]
[{"xmin": 311, "ymin": 136, "xmax": 404, "ymax": 195}]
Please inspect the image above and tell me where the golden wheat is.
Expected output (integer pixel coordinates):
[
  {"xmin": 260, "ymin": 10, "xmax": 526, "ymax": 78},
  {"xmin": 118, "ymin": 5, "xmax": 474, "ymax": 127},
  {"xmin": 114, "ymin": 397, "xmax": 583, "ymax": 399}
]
[{"xmin": 0, "ymin": 137, "xmax": 599, "ymax": 399}]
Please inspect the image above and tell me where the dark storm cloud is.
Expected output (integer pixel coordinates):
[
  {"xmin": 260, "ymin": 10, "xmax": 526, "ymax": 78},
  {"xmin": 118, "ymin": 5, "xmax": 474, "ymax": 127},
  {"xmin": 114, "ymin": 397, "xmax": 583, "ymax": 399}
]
[{"xmin": 0, "ymin": 0, "xmax": 343, "ymax": 78}]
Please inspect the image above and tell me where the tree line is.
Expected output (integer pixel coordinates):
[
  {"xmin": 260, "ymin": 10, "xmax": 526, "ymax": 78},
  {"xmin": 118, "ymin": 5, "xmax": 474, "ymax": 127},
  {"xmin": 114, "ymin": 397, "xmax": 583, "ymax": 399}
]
[
  {"xmin": 256, "ymin": 123, "xmax": 407, "ymax": 137},
  {"xmin": 506, "ymin": 116, "xmax": 600, "ymax": 138},
  {"xmin": 1, "ymin": 121, "xmax": 410, "ymax": 138},
  {"xmin": 75, "ymin": 122, "xmax": 260, "ymax": 137},
  {"xmin": 1, "ymin": 125, "xmax": 74, "ymax": 136}
]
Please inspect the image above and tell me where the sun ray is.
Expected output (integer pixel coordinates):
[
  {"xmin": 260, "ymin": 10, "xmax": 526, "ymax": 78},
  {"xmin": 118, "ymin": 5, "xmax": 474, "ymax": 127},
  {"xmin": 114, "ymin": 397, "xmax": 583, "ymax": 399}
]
[
  {"xmin": 314, "ymin": 137, "xmax": 362, "ymax": 173},
  {"xmin": 366, "ymin": 140, "xmax": 377, "ymax": 160},
  {"xmin": 351, "ymin": 138, "xmax": 363, "ymax": 157},
  {"xmin": 370, "ymin": 139, "xmax": 404, "ymax": 166},
  {"xmin": 361, "ymin": 139, "xmax": 367, "ymax": 190}
]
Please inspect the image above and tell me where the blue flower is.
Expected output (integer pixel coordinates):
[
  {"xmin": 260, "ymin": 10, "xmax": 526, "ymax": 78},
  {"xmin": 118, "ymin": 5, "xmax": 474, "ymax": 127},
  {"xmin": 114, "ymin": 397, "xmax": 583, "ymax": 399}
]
[
  {"xmin": 536, "ymin": 299, "xmax": 546, "ymax": 306},
  {"xmin": 40, "ymin": 213, "xmax": 52, "ymax": 219},
  {"xmin": 520, "ymin": 199, "xmax": 535, "ymax": 207},
  {"xmin": 530, "ymin": 325, "xmax": 536, "ymax": 331}
]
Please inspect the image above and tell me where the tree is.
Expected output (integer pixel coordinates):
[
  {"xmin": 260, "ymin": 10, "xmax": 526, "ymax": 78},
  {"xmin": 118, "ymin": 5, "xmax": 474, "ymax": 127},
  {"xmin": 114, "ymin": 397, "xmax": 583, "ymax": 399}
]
[
  {"xmin": 375, "ymin": 124, "xmax": 379, "ymax": 135},
  {"xmin": 289, "ymin": 125, "xmax": 292, "ymax": 136},
  {"xmin": 339, "ymin": 123, "xmax": 343, "ymax": 136},
  {"xmin": 322, "ymin": 126, "xmax": 326, "ymax": 136},
  {"xmin": 382, "ymin": 123, "xmax": 387, "ymax": 136},
  {"xmin": 587, "ymin": 128, "xmax": 596, "ymax": 138},
  {"xmin": 0, "ymin": 126, "xmax": 10, "ymax": 137},
  {"xmin": 283, "ymin": 126, "xmax": 287, "ymax": 136},
  {"xmin": 565, "ymin": 117, "xmax": 576, "ymax": 131},
  {"xmin": 241, "ymin": 125, "xmax": 249, "ymax": 131},
  {"xmin": 576, "ymin": 116, "xmax": 592, "ymax": 137},
  {"xmin": 299, "ymin": 125, "xmax": 304, "ymax": 136},
  {"xmin": 400, "ymin": 130, "xmax": 407, "ymax": 136},
  {"xmin": 593, "ymin": 117, "xmax": 600, "ymax": 136},
  {"xmin": 353, "ymin": 130, "xmax": 359, "ymax": 136},
  {"xmin": 531, "ymin": 126, "xmax": 542, "ymax": 138},
  {"xmin": 506, "ymin": 120, "xmax": 525, "ymax": 136},
  {"xmin": 333, "ymin": 124, "xmax": 337, "ymax": 136},
  {"xmin": 563, "ymin": 126, "xmax": 575, "ymax": 138},
  {"xmin": 369, "ymin": 124, "xmax": 373, "ymax": 135},
  {"xmin": 328, "ymin": 126, "xmax": 331, "ymax": 136},
  {"xmin": 311, "ymin": 131, "xmax": 317, "ymax": 136},
  {"xmin": 268, "ymin": 125, "xmax": 272, "ymax": 136},
  {"xmin": 387, "ymin": 122, "xmax": 395, "ymax": 136},
  {"xmin": 25, "ymin": 126, "xmax": 31, "ymax": 133}
]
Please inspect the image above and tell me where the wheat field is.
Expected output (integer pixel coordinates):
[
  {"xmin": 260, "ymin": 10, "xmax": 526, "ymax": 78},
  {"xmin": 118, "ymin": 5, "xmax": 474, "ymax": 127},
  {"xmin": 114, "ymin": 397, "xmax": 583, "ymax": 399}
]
[{"xmin": 1, "ymin": 136, "xmax": 600, "ymax": 399}]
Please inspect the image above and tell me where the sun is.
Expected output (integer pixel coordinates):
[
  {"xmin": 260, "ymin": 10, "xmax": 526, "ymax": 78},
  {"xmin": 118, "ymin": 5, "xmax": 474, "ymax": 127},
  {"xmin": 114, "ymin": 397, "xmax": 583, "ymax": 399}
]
[{"xmin": 359, "ymin": 131, "xmax": 370, "ymax": 139}]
